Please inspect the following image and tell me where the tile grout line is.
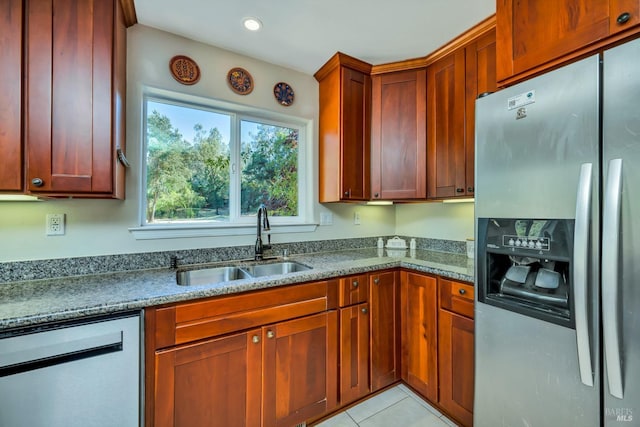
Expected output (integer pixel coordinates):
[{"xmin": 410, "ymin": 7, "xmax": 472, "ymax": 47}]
[{"xmin": 355, "ymin": 396, "xmax": 413, "ymax": 426}]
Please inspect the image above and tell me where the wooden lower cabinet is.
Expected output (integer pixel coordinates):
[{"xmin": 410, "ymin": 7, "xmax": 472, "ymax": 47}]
[
  {"xmin": 400, "ymin": 271, "xmax": 438, "ymax": 401},
  {"xmin": 369, "ymin": 270, "xmax": 400, "ymax": 391},
  {"xmin": 438, "ymin": 278, "xmax": 475, "ymax": 427},
  {"xmin": 263, "ymin": 311, "xmax": 338, "ymax": 427},
  {"xmin": 339, "ymin": 303, "xmax": 370, "ymax": 405},
  {"xmin": 154, "ymin": 330, "xmax": 262, "ymax": 427},
  {"xmin": 438, "ymin": 309, "xmax": 474, "ymax": 427}
]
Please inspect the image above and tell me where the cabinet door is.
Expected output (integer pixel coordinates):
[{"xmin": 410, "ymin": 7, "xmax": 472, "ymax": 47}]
[
  {"xmin": 263, "ymin": 311, "xmax": 338, "ymax": 427},
  {"xmin": 400, "ymin": 271, "xmax": 438, "ymax": 401},
  {"xmin": 438, "ymin": 309, "xmax": 474, "ymax": 427},
  {"xmin": 340, "ymin": 303, "xmax": 370, "ymax": 405},
  {"xmin": 154, "ymin": 330, "xmax": 262, "ymax": 427},
  {"xmin": 464, "ymin": 30, "xmax": 497, "ymax": 197},
  {"xmin": 0, "ymin": 0, "xmax": 23, "ymax": 191},
  {"xmin": 369, "ymin": 270, "xmax": 400, "ymax": 391},
  {"xmin": 427, "ymin": 49, "xmax": 466, "ymax": 199},
  {"xmin": 497, "ymin": 0, "xmax": 640, "ymax": 83},
  {"xmin": 25, "ymin": 0, "xmax": 126, "ymax": 197},
  {"xmin": 371, "ymin": 69, "xmax": 427, "ymax": 200},
  {"xmin": 341, "ymin": 67, "xmax": 371, "ymax": 201}
]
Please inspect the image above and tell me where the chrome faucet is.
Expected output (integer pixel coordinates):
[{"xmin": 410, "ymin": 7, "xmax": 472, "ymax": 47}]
[{"xmin": 255, "ymin": 204, "xmax": 271, "ymax": 260}]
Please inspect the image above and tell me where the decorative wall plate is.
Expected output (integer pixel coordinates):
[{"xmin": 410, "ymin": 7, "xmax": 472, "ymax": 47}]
[
  {"xmin": 169, "ymin": 55, "xmax": 200, "ymax": 85},
  {"xmin": 273, "ymin": 82, "xmax": 295, "ymax": 106},
  {"xmin": 227, "ymin": 67, "xmax": 254, "ymax": 95}
]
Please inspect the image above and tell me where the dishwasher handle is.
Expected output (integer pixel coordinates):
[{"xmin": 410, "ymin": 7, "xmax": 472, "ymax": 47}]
[{"xmin": 0, "ymin": 331, "xmax": 123, "ymax": 377}]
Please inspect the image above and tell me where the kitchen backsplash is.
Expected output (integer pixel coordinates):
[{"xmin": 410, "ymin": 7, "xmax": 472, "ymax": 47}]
[{"xmin": 0, "ymin": 236, "xmax": 465, "ymax": 284}]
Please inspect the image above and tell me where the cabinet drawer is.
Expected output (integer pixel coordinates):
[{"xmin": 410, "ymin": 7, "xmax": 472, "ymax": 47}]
[
  {"xmin": 439, "ymin": 278, "xmax": 474, "ymax": 319},
  {"xmin": 339, "ymin": 274, "xmax": 369, "ymax": 307},
  {"xmin": 153, "ymin": 280, "xmax": 337, "ymax": 349}
]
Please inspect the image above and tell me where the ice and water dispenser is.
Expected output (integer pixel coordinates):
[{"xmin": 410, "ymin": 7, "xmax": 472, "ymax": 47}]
[{"xmin": 477, "ymin": 218, "xmax": 574, "ymax": 328}]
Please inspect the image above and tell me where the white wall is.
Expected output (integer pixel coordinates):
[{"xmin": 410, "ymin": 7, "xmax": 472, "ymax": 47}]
[
  {"xmin": 0, "ymin": 25, "xmax": 397, "ymax": 263},
  {"xmin": 0, "ymin": 26, "xmax": 476, "ymax": 263}
]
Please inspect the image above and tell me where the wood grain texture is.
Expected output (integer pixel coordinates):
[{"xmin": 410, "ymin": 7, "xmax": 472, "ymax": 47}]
[
  {"xmin": 0, "ymin": 0, "xmax": 23, "ymax": 191},
  {"xmin": 369, "ymin": 270, "xmax": 400, "ymax": 391},
  {"xmin": 371, "ymin": 69, "xmax": 427, "ymax": 200},
  {"xmin": 400, "ymin": 271, "xmax": 438, "ymax": 401},
  {"xmin": 339, "ymin": 274, "xmax": 369, "ymax": 307},
  {"xmin": 339, "ymin": 303, "xmax": 370, "ymax": 405}
]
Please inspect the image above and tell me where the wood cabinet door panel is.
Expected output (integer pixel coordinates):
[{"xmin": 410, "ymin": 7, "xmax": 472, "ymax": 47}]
[
  {"xmin": 0, "ymin": 0, "xmax": 23, "ymax": 191},
  {"xmin": 438, "ymin": 310, "xmax": 474, "ymax": 427},
  {"xmin": 427, "ymin": 50, "xmax": 466, "ymax": 199},
  {"xmin": 341, "ymin": 67, "xmax": 371, "ymax": 200},
  {"xmin": 369, "ymin": 270, "xmax": 400, "ymax": 390},
  {"xmin": 339, "ymin": 274, "xmax": 369, "ymax": 307},
  {"xmin": 610, "ymin": 0, "xmax": 640, "ymax": 32},
  {"xmin": 340, "ymin": 304, "xmax": 370, "ymax": 404},
  {"xmin": 263, "ymin": 311, "xmax": 338, "ymax": 427},
  {"xmin": 25, "ymin": 0, "xmax": 122, "ymax": 196},
  {"xmin": 400, "ymin": 271, "xmax": 438, "ymax": 401},
  {"xmin": 371, "ymin": 70, "xmax": 427, "ymax": 200},
  {"xmin": 154, "ymin": 330, "xmax": 262, "ymax": 427}
]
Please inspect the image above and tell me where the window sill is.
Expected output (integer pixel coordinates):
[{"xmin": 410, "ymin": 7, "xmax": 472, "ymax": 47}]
[{"xmin": 128, "ymin": 222, "xmax": 318, "ymax": 240}]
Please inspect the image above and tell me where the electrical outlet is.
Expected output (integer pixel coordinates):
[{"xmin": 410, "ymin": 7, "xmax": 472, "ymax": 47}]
[
  {"xmin": 353, "ymin": 211, "xmax": 361, "ymax": 225},
  {"xmin": 46, "ymin": 213, "xmax": 65, "ymax": 236},
  {"xmin": 319, "ymin": 212, "xmax": 333, "ymax": 225}
]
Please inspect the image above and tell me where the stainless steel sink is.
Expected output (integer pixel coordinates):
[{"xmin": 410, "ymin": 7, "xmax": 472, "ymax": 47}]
[
  {"xmin": 176, "ymin": 266, "xmax": 252, "ymax": 286},
  {"xmin": 176, "ymin": 261, "xmax": 312, "ymax": 286},
  {"xmin": 243, "ymin": 261, "xmax": 312, "ymax": 277}
]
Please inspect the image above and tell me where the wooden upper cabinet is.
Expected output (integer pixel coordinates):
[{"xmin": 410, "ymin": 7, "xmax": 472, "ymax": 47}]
[
  {"xmin": 371, "ymin": 69, "xmax": 427, "ymax": 200},
  {"xmin": 315, "ymin": 53, "xmax": 371, "ymax": 202},
  {"xmin": 0, "ymin": 0, "xmax": 23, "ymax": 192},
  {"xmin": 427, "ymin": 50, "xmax": 466, "ymax": 199},
  {"xmin": 497, "ymin": 0, "xmax": 640, "ymax": 85},
  {"xmin": 24, "ymin": 0, "xmax": 127, "ymax": 198}
]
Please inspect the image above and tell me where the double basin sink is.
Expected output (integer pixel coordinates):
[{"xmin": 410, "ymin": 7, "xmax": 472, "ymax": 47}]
[{"xmin": 176, "ymin": 260, "xmax": 312, "ymax": 286}]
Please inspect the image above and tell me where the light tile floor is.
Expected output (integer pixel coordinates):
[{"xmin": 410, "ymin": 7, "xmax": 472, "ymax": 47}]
[{"xmin": 315, "ymin": 384, "xmax": 460, "ymax": 427}]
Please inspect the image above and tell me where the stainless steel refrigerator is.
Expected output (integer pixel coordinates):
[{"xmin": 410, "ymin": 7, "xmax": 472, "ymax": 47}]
[{"xmin": 474, "ymin": 38, "xmax": 640, "ymax": 426}]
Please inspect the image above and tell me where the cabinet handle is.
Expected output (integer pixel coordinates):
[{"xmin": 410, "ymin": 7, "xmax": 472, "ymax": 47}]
[
  {"xmin": 116, "ymin": 148, "xmax": 131, "ymax": 168},
  {"xmin": 459, "ymin": 288, "xmax": 466, "ymax": 295},
  {"xmin": 373, "ymin": 278, "xmax": 379, "ymax": 285},
  {"xmin": 467, "ymin": 187, "xmax": 474, "ymax": 193},
  {"xmin": 456, "ymin": 188, "xmax": 464, "ymax": 193},
  {"xmin": 344, "ymin": 189, "xmax": 351, "ymax": 197},
  {"xmin": 31, "ymin": 178, "xmax": 44, "ymax": 187},
  {"xmin": 266, "ymin": 330, "xmax": 275, "ymax": 339},
  {"xmin": 374, "ymin": 193, "xmax": 379, "ymax": 198},
  {"xmin": 617, "ymin": 12, "xmax": 631, "ymax": 24},
  {"xmin": 361, "ymin": 307, "xmax": 368, "ymax": 314},
  {"xmin": 352, "ymin": 280, "xmax": 358, "ymax": 288},
  {"xmin": 252, "ymin": 335, "xmax": 260, "ymax": 344}
]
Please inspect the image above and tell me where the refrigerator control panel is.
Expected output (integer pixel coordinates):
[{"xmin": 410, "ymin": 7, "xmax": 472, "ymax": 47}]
[{"xmin": 502, "ymin": 235, "xmax": 550, "ymax": 251}]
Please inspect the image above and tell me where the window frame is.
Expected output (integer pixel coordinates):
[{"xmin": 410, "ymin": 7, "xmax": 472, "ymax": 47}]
[{"xmin": 129, "ymin": 87, "xmax": 316, "ymax": 240}]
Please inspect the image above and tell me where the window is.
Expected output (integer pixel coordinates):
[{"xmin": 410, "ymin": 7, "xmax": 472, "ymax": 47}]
[{"xmin": 135, "ymin": 92, "xmax": 311, "ymax": 238}]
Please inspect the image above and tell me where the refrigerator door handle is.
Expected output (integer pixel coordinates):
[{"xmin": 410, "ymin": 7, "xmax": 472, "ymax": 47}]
[
  {"xmin": 602, "ymin": 158, "xmax": 624, "ymax": 399},
  {"xmin": 574, "ymin": 163, "xmax": 594, "ymax": 387}
]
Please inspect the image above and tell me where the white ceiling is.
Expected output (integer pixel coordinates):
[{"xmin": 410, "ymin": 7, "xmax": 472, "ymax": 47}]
[{"xmin": 133, "ymin": 0, "xmax": 496, "ymax": 76}]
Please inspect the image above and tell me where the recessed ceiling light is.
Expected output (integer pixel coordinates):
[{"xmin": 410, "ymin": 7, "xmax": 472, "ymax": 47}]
[{"xmin": 243, "ymin": 17, "xmax": 262, "ymax": 31}]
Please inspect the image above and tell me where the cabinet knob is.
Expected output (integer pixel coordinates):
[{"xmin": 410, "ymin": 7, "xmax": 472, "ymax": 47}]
[
  {"xmin": 361, "ymin": 307, "xmax": 368, "ymax": 314},
  {"xmin": 459, "ymin": 288, "xmax": 466, "ymax": 295},
  {"xmin": 617, "ymin": 12, "xmax": 631, "ymax": 24},
  {"xmin": 31, "ymin": 178, "xmax": 44, "ymax": 187},
  {"xmin": 252, "ymin": 335, "xmax": 260, "ymax": 344},
  {"xmin": 467, "ymin": 187, "xmax": 474, "ymax": 193},
  {"xmin": 266, "ymin": 330, "xmax": 275, "ymax": 339},
  {"xmin": 373, "ymin": 278, "xmax": 379, "ymax": 285},
  {"xmin": 456, "ymin": 188, "xmax": 464, "ymax": 193},
  {"xmin": 352, "ymin": 280, "xmax": 358, "ymax": 288},
  {"xmin": 374, "ymin": 192, "xmax": 379, "ymax": 198},
  {"xmin": 344, "ymin": 189, "xmax": 351, "ymax": 197}
]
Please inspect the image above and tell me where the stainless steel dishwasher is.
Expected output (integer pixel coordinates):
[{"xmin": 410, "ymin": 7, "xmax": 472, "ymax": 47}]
[{"xmin": 0, "ymin": 312, "xmax": 141, "ymax": 427}]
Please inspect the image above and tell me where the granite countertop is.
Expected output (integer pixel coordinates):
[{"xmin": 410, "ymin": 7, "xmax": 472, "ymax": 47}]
[{"xmin": 0, "ymin": 248, "xmax": 473, "ymax": 331}]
